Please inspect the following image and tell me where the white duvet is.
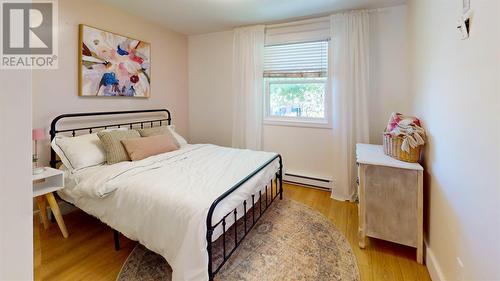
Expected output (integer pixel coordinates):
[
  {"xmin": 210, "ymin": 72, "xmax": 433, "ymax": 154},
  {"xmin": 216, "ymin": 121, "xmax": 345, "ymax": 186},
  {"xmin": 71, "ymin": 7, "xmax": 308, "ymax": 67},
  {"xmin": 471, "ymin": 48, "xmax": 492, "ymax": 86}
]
[{"xmin": 59, "ymin": 144, "xmax": 280, "ymax": 281}]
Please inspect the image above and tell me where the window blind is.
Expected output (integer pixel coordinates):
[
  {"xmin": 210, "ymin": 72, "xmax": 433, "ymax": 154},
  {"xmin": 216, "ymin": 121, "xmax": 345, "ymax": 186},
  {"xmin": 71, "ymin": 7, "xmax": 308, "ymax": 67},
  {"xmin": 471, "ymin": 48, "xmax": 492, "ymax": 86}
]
[{"xmin": 263, "ymin": 41, "xmax": 328, "ymax": 78}]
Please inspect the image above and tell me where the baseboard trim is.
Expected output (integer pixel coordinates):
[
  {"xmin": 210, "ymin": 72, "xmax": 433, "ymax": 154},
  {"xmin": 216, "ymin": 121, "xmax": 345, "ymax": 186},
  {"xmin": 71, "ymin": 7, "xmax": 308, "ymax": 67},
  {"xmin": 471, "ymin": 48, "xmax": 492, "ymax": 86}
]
[
  {"xmin": 283, "ymin": 173, "xmax": 332, "ymax": 190},
  {"xmin": 426, "ymin": 241, "xmax": 446, "ymax": 281},
  {"xmin": 284, "ymin": 180, "xmax": 330, "ymax": 191}
]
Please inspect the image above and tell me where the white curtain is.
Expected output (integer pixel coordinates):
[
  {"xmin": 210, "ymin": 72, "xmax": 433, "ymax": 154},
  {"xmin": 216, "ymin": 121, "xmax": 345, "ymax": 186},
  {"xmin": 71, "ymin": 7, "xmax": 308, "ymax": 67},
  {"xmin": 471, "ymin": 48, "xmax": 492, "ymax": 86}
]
[
  {"xmin": 232, "ymin": 25, "xmax": 265, "ymax": 150},
  {"xmin": 330, "ymin": 11, "xmax": 370, "ymax": 201}
]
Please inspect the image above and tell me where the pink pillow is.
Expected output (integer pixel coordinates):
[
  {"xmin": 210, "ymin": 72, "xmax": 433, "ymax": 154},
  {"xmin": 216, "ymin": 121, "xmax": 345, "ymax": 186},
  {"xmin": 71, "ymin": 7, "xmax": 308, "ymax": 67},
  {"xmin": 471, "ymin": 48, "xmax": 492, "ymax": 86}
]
[{"xmin": 121, "ymin": 134, "xmax": 180, "ymax": 161}]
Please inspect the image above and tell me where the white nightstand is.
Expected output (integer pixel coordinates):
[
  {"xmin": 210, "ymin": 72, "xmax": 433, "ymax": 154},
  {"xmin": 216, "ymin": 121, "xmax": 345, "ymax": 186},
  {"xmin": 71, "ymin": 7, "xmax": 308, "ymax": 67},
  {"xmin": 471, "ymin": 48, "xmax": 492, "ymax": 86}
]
[{"xmin": 33, "ymin": 167, "xmax": 68, "ymax": 238}]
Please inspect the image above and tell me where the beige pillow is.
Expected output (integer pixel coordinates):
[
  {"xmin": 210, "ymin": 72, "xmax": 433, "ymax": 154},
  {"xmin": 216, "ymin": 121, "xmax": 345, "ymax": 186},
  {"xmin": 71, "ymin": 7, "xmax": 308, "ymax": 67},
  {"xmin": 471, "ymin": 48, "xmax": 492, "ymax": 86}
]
[
  {"xmin": 97, "ymin": 130, "xmax": 141, "ymax": 164},
  {"xmin": 138, "ymin": 126, "xmax": 180, "ymax": 147},
  {"xmin": 121, "ymin": 134, "xmax": 180, "ymax": 161}
]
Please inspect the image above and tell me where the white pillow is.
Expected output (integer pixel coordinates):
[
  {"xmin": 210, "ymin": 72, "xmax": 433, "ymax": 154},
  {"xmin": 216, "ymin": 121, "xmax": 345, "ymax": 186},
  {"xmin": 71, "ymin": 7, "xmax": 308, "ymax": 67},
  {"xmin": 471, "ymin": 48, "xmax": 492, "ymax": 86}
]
[
  {"xmin": 51, "ymin": 133, "xmax": 106, "ymax": 171},
  {"xmin": 167, "ymin": 125, "xmax": 188, "ymax": 146}
]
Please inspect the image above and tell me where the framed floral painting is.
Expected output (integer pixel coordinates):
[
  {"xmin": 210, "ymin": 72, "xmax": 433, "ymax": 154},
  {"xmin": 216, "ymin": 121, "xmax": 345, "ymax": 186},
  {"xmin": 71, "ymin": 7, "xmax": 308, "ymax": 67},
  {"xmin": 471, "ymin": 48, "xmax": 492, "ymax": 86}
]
[{"xmin": 79, "ymin": 24, "xmax": 151, "ymax": 97}]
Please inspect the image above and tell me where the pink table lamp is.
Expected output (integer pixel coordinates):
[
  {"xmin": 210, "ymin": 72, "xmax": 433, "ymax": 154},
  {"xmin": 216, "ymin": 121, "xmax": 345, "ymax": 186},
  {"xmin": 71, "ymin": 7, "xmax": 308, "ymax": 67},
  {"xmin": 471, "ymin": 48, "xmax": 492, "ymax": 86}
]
[{"xmin": 32, "ymin": 128, "xmax": 46, "ymax": 174}]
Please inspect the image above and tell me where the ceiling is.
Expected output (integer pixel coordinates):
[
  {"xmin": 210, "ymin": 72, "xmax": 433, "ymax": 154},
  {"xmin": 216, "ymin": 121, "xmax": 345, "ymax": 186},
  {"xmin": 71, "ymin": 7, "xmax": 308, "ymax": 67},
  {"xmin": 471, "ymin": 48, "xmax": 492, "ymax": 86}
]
[{"xmin": 101, "ymin": 0, "xmax": 406, "ymax": 35}]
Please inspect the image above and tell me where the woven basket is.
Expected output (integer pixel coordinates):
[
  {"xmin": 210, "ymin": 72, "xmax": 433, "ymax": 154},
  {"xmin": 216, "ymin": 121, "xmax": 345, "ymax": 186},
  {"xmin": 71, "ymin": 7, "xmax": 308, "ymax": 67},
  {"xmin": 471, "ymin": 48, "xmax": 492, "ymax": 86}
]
[{"xmin": 383, "ymin": 134, "xmax": 422, "ymax": 163}]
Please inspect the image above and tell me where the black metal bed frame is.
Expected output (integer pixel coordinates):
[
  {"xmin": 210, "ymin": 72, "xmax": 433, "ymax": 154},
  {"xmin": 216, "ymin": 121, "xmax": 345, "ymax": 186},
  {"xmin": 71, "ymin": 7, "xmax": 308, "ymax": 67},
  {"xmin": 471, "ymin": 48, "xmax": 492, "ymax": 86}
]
[{"xmin": 49, "ymin": 109, "xmax": 283, "ymax": 281}]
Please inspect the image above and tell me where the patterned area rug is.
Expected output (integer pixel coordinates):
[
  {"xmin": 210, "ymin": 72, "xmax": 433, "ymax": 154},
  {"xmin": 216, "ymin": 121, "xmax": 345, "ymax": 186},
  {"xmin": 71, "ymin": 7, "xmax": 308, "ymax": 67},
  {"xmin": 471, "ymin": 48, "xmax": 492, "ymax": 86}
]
[{"xmin": 117, "ymin": 199, "xmax": 360, "ymax": 281}]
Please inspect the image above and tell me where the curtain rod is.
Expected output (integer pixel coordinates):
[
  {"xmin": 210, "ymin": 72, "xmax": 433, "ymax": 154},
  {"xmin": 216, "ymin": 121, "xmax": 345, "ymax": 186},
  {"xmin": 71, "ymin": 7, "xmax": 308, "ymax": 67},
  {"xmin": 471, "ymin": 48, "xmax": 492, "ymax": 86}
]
[{"xmin": 265, "ymin": 4, "xmax": 404, "ymax": 29}]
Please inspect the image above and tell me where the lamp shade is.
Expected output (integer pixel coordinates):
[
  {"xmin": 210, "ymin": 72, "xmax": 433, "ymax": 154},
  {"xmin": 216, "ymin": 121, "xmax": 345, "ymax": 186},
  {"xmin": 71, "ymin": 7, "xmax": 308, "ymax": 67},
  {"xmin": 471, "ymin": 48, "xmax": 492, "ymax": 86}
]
[{"xmin": 32, "ymin": 128, "xmax": 45, "ymax": 141}]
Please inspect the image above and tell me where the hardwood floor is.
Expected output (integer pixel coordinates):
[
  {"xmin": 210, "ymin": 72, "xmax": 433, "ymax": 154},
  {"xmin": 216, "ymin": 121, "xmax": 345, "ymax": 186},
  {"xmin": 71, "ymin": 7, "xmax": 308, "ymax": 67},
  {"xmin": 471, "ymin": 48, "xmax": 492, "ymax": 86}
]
[
  {"xmin": 34, "ymin": 184, "xmax": 431, "ymax": 281},
  {"xmin": 284, "ymin": 185, "xmax": 431, "ymax": 281}
]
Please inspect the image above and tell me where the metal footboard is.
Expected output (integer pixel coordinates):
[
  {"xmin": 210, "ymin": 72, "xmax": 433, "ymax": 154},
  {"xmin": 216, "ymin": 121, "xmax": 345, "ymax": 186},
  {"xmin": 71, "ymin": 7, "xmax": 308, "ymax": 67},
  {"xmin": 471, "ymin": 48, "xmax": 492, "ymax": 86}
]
[{"xmin": 206, "ymin": 154, "xmax": 283, "ymax": 280}]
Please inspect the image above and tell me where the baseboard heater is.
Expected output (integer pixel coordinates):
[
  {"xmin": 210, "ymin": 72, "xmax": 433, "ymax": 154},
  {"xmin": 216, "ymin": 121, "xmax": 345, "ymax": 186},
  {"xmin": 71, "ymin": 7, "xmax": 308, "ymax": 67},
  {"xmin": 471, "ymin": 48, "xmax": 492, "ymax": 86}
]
[{"xmin": 284, "ymin": 173, "xmax": 332, "ymax": 191}]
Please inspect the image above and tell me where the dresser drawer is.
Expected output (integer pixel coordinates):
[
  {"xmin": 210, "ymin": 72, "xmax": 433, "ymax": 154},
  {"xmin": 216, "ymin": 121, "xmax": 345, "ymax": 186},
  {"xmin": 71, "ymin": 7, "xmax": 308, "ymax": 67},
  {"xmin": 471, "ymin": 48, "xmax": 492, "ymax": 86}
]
[{"xmin": 364, "ymin": 165, "xmax": 418, "ymax": 247}]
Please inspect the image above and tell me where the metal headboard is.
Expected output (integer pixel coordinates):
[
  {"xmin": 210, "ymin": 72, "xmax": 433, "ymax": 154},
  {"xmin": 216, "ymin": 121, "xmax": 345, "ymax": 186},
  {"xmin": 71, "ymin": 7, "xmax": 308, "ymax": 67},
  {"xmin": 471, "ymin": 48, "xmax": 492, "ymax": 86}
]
[{"xmin": 49, "ymin": 109, "xmax": 171, "ymax": 168}]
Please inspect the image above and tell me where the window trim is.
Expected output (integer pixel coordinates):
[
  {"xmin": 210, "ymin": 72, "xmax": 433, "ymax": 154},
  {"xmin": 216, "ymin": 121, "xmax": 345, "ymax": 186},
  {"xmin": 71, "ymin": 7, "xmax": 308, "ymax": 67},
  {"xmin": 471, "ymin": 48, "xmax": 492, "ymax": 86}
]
[{"xmin": 263, "ymin": 78, "xmax": 332, "ymax": 129}]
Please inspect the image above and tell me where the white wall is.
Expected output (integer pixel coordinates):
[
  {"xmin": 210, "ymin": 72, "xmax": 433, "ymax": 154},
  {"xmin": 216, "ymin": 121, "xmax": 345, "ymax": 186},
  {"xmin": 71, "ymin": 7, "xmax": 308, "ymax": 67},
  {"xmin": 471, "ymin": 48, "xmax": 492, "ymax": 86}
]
[
  {"xmin": 188, "ymin": 5, "xmax": 410, "ymax": 181},
  {"xmin": 32, "ymin": 0, "xmax": 189, "ymax": 166},
  {"xmin": 262, "ymin": 125, "xmax": 334, "ymax": 178},
  {"xmin": 188, "ymin": 31, "xmax": 234, "ymax": 147},
  {"xmin": 0, "ymin": 70, "xmax": 33, "ymax": 279},
  {"xmin": 368, "ymin": 5, "xmax": 410, "ymax": 143},
  {"xmin": 408, "ymin": 0, "xmax": 500, "ymax": 280}
]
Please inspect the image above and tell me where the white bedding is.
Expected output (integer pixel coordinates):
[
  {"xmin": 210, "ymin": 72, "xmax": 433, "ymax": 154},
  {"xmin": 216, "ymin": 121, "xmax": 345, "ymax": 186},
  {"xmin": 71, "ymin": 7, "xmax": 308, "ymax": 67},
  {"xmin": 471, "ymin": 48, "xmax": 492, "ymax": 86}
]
[{"xmin": 58, "ymin": 144, "xmax": 280, "ymax": 281}]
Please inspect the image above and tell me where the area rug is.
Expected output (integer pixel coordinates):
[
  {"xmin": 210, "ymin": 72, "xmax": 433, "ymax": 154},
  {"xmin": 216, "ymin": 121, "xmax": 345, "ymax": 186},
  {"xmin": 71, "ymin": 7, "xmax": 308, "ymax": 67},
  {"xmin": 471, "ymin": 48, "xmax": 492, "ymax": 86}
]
[{"xmin": 116, "ymin": 199, "xmax": 360, "ymax": 281}]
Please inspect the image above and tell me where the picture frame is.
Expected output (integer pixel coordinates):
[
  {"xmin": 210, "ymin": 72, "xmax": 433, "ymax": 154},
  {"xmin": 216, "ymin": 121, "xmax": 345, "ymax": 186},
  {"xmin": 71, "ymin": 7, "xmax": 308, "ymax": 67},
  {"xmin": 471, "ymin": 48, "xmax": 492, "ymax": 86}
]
[{"xmin": 78, "ymin": 24, "xmax": 151, "ymax": 97}]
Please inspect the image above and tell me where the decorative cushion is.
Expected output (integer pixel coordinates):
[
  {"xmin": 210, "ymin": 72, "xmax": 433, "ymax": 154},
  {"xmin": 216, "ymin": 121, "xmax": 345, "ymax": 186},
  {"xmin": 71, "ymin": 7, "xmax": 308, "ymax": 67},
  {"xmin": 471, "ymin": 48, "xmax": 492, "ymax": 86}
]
[
  {"xmin": 138, "ymin": 126, "xmax": 182, "ymax": 147},
  {"xmin": 97, "ymin": 130, "xmax": 141, "ymax": 164},
  {"xmin": 137, "ymin": 125, "xmax": 188, "ymax": 147},
  {"xmin": 137, "ymin": 126, "xmax": 169, "ymax": 137},
  {"xmin": 121, "ymin": 134, "xmax": 180, "ymax": 161}
]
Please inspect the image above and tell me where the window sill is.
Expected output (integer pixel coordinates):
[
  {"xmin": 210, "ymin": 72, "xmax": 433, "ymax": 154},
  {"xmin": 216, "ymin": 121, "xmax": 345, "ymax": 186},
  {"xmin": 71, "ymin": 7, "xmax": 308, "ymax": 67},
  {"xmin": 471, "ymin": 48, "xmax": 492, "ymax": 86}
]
[{"xmin": 263, "ymin": 118, "xmax": 332, "ymax": 129}]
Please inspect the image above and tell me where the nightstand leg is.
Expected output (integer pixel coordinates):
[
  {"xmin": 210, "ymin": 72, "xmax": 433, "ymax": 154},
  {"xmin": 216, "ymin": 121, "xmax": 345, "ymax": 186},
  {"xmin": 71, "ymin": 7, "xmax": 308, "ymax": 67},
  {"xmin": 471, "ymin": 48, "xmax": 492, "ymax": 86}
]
[
  {"xmin": 46, "ymin": 192, "xmax": 68, "ymax": 238},
  {"xmin": 35, "ymin": 196, "xmax": 49, "ymax": 230},
  {"xmin": 358, "ymin": 229, "xmax": 366, "ymax": 248},
  {"xmin": 358, "ymin": 164, "xmax": 367, "ymax": 249},
  {"xmin": 416, "ymin": 170, "xmax": 424, "ymax": 264}
]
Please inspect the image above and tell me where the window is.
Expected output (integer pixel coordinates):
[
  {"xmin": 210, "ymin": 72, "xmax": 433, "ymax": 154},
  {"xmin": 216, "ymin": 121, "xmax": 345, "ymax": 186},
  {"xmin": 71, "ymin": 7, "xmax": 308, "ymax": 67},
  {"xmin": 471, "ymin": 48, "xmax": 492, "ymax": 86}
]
[
  {"xmin": 263, "ymin": 41, "xmax": 330, "ymax": 127},
  {"xmin": 267, "ymin": 77, "xmax": 326, "ymax": 118}
]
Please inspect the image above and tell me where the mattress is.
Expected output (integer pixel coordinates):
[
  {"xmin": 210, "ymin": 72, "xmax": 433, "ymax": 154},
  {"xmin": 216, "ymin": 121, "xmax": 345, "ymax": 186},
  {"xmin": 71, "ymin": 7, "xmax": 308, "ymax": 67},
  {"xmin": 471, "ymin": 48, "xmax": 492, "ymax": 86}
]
[{"xmin": 57, "ymin": 144, "xmax": 279, "ymax": 281}]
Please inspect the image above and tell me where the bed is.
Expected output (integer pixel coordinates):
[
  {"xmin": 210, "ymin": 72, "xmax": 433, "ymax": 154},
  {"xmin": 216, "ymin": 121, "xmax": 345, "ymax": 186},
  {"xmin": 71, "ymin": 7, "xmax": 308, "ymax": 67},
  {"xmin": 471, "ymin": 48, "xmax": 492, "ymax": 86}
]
[{"xmin": 49, "ymin": 109, "xmax": 283, "ymax": 281}]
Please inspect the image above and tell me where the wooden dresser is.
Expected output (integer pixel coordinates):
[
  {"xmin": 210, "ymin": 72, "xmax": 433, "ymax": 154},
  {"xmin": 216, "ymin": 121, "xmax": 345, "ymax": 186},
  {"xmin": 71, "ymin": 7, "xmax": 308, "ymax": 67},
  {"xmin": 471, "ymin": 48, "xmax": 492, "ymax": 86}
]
[{"xmin": 356, "ymin": 143, "xmax": 423, "ymax": 264}]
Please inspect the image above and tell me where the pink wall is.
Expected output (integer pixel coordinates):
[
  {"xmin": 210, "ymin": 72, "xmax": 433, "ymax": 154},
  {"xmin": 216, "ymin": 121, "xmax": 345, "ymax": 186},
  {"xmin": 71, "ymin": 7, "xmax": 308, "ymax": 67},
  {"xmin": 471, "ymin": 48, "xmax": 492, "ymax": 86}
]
[{"xmin": 32, "ymin": 0, "xmax": 189, "ymax": 166}]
